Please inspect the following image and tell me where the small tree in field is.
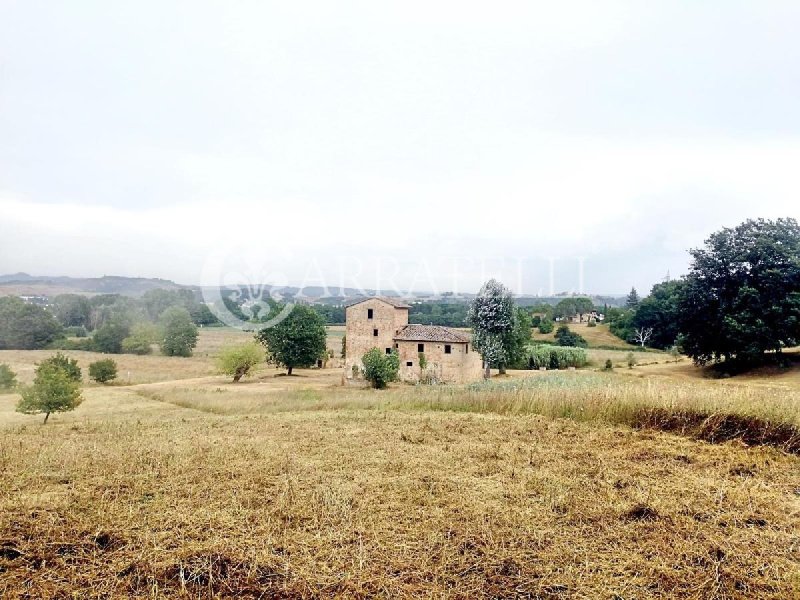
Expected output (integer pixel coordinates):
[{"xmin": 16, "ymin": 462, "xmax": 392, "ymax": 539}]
[
  {"xmin": 39, "ymin": 352, "xmax": 82, "ymax": 382},
  {"xmin": 160, "ymin": 307, "xmax": 199, "ymax": 357},
  {"xmin": 17, "ymin": 363, "xmax": 83, "ymax": 423},
  {"xmin": 669, "ymin": 345, "xmax": 681, "ymax": 363},
  {"xmin": 0, "ymin": 364, "xmax": 17, "ymax": 391},
  {"xmin": 89, "ymin": 359, "xmax": 118, "ymax": 384},
  {"xmin": 626, "ymin": 352, "xmax": 637, "ymax": 369},
  {"xmin": 255, "ymin": 304, "xmax": 327, "ymax": 375},
  {"xmin": 361, "ymin": 348, "xmax": 399, "ymax": 389},
  {"xmin": 217, "ymin": 342, "xmax": 265, "ymax": 382}
]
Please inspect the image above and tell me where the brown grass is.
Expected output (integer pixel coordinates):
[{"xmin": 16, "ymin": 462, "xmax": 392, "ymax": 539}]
[
  {"xmin": 1, "ymin": 406, "xmax": 798, "ymax": 598},
  {"xmin": 1, "ymin": 337, "xmax": 799, "ymax": 598}
]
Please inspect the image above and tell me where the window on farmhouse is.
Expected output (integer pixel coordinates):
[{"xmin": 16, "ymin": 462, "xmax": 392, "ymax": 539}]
[
  {"xmin": 444, "ymin": 344, "xmax": 451, "ymax": 354},
  {"xmin": 385, "ymin": 348, "xmax": 391, "ymax": 354},
  {"xmin": 418, "ymin": 343, "xmax": 424, "ymax": 352},
  {"xmin": 406, "ymin": 361, "xmax": 413, "ymax": 367},
  {"xmin": 367, "ymin": 308, "xmax": 373, "ymax": 319},
  {"xmin": 373, "ymin": 329, "xmax": 378, "ymax": 336}
]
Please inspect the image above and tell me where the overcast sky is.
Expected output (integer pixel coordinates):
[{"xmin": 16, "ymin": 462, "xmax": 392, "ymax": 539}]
[{"xmin": 2, "ymin": 1, "xmax": 799, "ymax": 296}]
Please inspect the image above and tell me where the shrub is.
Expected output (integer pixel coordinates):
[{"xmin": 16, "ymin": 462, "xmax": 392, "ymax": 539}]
[
  {"xmin": 39, "ymin": 352, "xmax": 82, "ymax": 382},
  {"xmin": 604, "ymin": 359, "xmax": 613, "ymax": 371},
  {"xmin": 525, "ymin": 345, "xmax": 587, "ymax": 370},
  {"xmin": 554, "ymin": 325, "xmax": 588, "ymax": 348},
  {"xmin": 538, "ymin": 319, "xmax": 554, "ymax": 334},
  {"xmin": 626, "ymin": 352, "xmax": 637, "ymax": 369},
  {"xmin": 361, "ymin": 348, "xmax": 399, "ymax": 389},
  {"xmin": 587, "ymin": 319, "xmax": 597, "ymax": 328},
  {"xmin": 0, "ymin": 364, "xmax": 17, "ymax": 391},
  {"xmin": 64, "ymin": 326, "xmax": 88, "ymax": 338},
  {"xmin": 217, "ymin": 342, "xmax": 265, "ymax": 382},
  {"xmin": 89, "ymin": 359, "xmax": 118, "ymax": 384},
  {"xmin": 122, "ymin": 323, "xmax": 161, "ymax": 355}
]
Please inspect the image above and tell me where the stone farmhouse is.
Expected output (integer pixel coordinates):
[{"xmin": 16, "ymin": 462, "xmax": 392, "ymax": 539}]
[{"xmin": 344, "ymin": 297, "xmax": 483, "ymax": 384}]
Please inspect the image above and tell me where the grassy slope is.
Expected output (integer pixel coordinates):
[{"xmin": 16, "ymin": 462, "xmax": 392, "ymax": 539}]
[{"xmin": 1, "ymin": 330, "xmax": 799, "ymax": 597}]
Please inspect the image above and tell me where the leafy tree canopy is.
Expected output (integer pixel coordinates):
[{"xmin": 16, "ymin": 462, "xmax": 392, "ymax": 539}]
[
  {"xmin": 0, "ymin": 297, "xmax": 63, "ymax": 350},
  {"xmin": 217, "ymin": 342, "xmax": 265, "ymax": 382},
  {"xmin": 255, "ymin": 304, "xmax": 327, "ymax": 375},
  {"xmin": 16, "ymin": 362, "xmax": 83, "ymax": 423},
  {"xmin": 159, "ymin": 306, "xmax": 199, "ymax": 357},
  {"xmin": 678, "ymin": 218, "xmax": 800, "ymax": 366}
]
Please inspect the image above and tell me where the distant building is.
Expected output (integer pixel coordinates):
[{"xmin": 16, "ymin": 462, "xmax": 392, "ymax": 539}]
[{"xmin": 344, "ymin": 297, "xmax": 483, "ymax": 384}]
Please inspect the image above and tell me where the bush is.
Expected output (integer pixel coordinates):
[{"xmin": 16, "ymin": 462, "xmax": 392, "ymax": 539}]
[
  {"xmin": 626, "ymin": 352, "xmax": 637, "ymax": 369},
  {"xmin": 554, "ymin": 325, "xmax": 588, "ymax": 348},
  {"xmin": 122, "ymin": 323, "xmax": 161, "ymax": 355},
  {"xmin": 526, "ymin": 345, "xmax": 587, "ymax": 370},
  {"xmin": 64, "ymin": 326, "xmax": 89, "ymax": 338},
  {"xmin": 587, "ymin": 319, "xmax": 597, "ymax": 328},
  {"xmin": 217, "ymin": 342, "xmax": 265, "ymax": 382},
  {"xmin": 361, "ymin": 348, "xmax": 399, "ymax": 389},
  {"xmin": 538, "ymin": 319, "xmax": 554, "ymax": 334},
  {"xmin": 604, "ymin": 359, "xmax": 613, "ymax": 371},
  {"xmin": 0, "ymin": 364, "xmax": 17, "ymax": 391},
  {"xmin": 88, "ymin": 359, "xmax": 118, "ymax": 384},
  {"xmin": 39, "ymin": 352, "xmax": 82, "ymax": 382}
]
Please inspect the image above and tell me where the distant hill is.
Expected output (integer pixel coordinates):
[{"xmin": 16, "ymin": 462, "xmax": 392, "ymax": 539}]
[{"xmin": 0, "ymin": 274, "xmax": 188, "ymax": 298}]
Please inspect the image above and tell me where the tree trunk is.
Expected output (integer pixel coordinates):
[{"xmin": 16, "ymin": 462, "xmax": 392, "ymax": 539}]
[
  {"xmin": 233, "ymin": 367, "xmax": 246, "ymax": 383},
  {"xmin": 287, "ymin": 366, "xmax": 293, "ymax": 375},
  {"xmin": 43, "ymin": 412, "xmax": 50, "ymax": 424},
  {"xmin": 483, "ymin": 362, "xmax": 490, "ymax": 379}
]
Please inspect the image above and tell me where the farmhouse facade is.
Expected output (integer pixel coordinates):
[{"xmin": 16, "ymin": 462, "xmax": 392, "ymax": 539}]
[{"xmin": 344, "ymin": 297, "xmax": 483, "ymax": 384}]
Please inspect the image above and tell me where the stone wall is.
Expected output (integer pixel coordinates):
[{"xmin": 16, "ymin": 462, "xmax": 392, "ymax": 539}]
[
  {"xmin": 395, "ymin": 339, "xmax": 483, "ymax": 384},
  {"xmin": 344, "ymin": 299, "xmax": 408, "ymax": 378}
]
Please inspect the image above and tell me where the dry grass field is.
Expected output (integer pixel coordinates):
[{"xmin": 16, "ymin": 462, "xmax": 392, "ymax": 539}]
[{"xmin": 1, "ymin": 329, "xmax": 799, "ymax": 598}]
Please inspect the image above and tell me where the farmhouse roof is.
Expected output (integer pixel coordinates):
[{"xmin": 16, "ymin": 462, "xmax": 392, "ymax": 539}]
[
  {"xmin": 345, "ymin": 296, "xmax": 411, "ymax": 309},
  {"xmin": 393, "ymin": 324, "xmax": 470, "ymax": 343}
]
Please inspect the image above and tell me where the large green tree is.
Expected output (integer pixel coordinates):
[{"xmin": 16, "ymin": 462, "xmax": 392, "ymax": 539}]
[
  {"xmin": 678, "ymin": 218, "xmax": 800, "ymax": 366},
  {"xmin": 467, "ymin": 279, "xmax": 516, "ymax": 377},
  {"xmin": 0, "ymin": 297, "xmax": 63, "ymax": 349},
  {"xmin": 159, "ymin": 307, "xmax": 199, "ymax": 357},
  {"xmin": 53, "ymin": 294, "xmax": 92, "ymax": 329},
  {"xmin": 255, "ymin": 304, "xmax": 327, "ymax": 375},
  {"xmin": 631, "ymin": 280, "xmax": 686, "ymax": 349}
]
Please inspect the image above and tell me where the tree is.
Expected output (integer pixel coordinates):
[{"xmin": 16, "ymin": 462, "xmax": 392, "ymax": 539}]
[
  {"xmin": 53, "ymin": 294, "xmax": 92, "ymax": 329},
  {"xmin": 631, "ymin": 280, "xmax": 686, "ymax": 349},
  {"xmin": 39, "ymin": 352, "xmax": 82, "ymax": 382},
  {"xmin": 0, "ymin": 297, "xmax": 63, "ymax": 350},
  {"xmin": 89, "ymin": 359, "xmax": 118, "ymax": 384},
  {"xmin": 467, "ymin": 279, "xmax": 516, "ymax": 378},
  {"xmin": 159, "ymin": 307, "xmax": 199, "ymax": 357},
  {"xmin": 626, "ymin": 352, "xmax": 637, "ymax": 368},
  {"xmin": 678, "ymin": 218, "xmax": 800, "ymax": 366},
  {"xmin": 93, "ymin": 319, "xmax": 131, "ymax": 354},
  {"xmin": 554, "ymin": 298, "xmax": 577, "ymax": 320},
  {"xmin": 361, "ymin": 347, "xmax": 399, "ymax": 389},
  {"xmin": 607, "ymin": 307, "xmax": 635, "ymax": 343},
  {"xmin": 122, "ymin": 322, "xmax": 161, "ymax": 355},
  {"xmin": 0, "ymin": 364, "xmax": 17, "ymax": 391},
  {"xmin": 632, "ymin": 327, "xmax": 653, "ymax": 348},
  {"xmin": 16, "ymin": 362, "xmax": 83, "ymax": 423},
  {"xmin": 255, "ymin": 304, "xmax": 326, "ymax": 375},
  {"xmin": 506, "ymin": 308, "xmax": 533, "ymax": 368},
  {"xmin": 554, "ymin": 325, "xmax": 588, "ymax": 348},
  {"xmin": 217, "ymin": 342, "xmax": 265, "ymax": 382},
  {"xmin": 626, "ymin": 287, "xmax": 640, "ymax": 309},
  {"xmin": 341, "ymin": 334, "xmax": 346, "ymax": 359}
]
